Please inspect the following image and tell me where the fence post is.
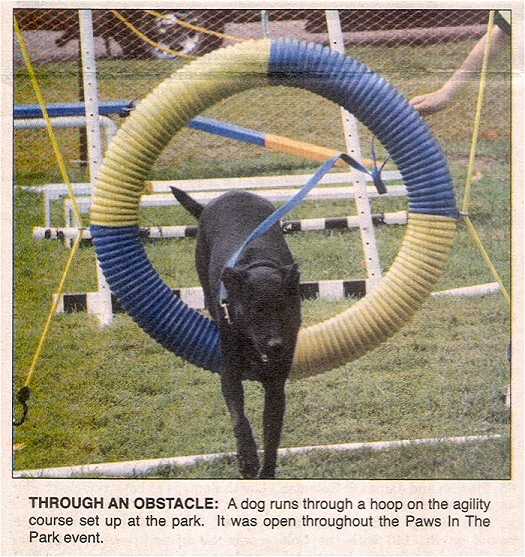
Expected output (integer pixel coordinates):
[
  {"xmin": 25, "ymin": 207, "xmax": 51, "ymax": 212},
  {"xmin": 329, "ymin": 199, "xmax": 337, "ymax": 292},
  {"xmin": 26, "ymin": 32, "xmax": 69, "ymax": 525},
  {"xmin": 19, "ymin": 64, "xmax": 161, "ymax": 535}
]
[
  {"xmin": 79, "ymin": 9, "xmax": 113, "ymax": 326},
  {"xmin": 325, "ymin": 10, "xmax": 383, "ymax": 290}
]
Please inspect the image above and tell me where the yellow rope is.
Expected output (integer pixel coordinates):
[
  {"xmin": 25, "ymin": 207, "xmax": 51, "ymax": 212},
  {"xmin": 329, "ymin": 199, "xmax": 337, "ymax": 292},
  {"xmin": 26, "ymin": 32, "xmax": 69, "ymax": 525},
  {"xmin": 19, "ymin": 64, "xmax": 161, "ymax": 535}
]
[
  {"xmin": 111, "ymin": 10, "xmax": 196, "ymax": 60},
  {"xmin": 459, "ymin": 11, "xmax": 510, "ymax": 307},
  {"xmin": 145, "ymin": 9, "xmax": 244, "ymax": 42},
  {"xmin": 23, "ymin": 236, "xmax": 83, "ymax": 388},
  {"xmin": 464, "ymin": 217, "xmax": 510, "ymax": 305},
  {"xmin": 15, "ymin": 17, "xmax": 85, "ymax": 389},
  {"xmin": 462, "ymin": 10, "xmax": 495, "ymax": 214},
  {"xmin": 15, "ymin": 18, "xmax": 82, "ymax": 225}
]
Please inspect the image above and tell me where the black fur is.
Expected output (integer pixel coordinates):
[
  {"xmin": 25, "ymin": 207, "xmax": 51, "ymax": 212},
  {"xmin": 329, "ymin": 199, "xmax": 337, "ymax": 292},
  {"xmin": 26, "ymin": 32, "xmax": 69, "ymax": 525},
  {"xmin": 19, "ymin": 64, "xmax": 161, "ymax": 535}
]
[{"xmin": 171, "ymin": 187, "xmax": 301, "ymax": 479}]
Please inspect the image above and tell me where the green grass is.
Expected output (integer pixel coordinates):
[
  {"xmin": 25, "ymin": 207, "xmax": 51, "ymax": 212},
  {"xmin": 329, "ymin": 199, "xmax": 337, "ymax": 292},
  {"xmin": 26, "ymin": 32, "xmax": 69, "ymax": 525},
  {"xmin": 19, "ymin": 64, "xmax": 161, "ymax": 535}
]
[{"xmin": 13, "ymin": 38, "xmax": 511, "ymax": 479}]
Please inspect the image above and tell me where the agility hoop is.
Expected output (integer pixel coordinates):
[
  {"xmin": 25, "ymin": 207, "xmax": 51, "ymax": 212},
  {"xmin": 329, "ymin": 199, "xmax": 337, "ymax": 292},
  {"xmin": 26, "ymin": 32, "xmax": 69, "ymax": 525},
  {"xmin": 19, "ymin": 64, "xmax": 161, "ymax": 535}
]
[{"xmin": 90, "ymin": 39, "xmax": 457, "ymax": 379}]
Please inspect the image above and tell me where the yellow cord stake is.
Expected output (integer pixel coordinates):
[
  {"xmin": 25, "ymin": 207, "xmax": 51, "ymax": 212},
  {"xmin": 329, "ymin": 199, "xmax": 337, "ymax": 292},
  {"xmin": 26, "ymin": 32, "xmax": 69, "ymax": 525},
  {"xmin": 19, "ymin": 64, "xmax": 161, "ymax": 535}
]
[
  {"xmin": 145, "ymin": 9, "xmax": 244, "ymax": 43},
  {"xmin": 459, "ymin": 11, "xmax": 510, "ymax": 307},
  {"xmin": 463, "ymin": 216, "xmax": 510, "ymax": 305},
  {"xmin": 111, "ymin": 10, "xmax": 196, "ymax": 60},
  {"xmin": 462, "ymin": 10, "xmax": 495, "ymax": 214},
  {"xmin": 14, "ymin": 18, "xmax": 85, "ymax": 418}
]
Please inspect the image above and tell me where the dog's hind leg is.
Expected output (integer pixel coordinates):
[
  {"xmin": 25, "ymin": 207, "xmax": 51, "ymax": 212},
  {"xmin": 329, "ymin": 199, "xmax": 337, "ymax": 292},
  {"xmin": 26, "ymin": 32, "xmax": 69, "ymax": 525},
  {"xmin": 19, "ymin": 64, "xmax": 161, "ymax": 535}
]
[
  {"xmin": 259, "ymin": 379, "xmax": 287, "ymax": 479},
  {"xmin": 220, "ymin": 363, "xmax": 260, "ymax": 479}
]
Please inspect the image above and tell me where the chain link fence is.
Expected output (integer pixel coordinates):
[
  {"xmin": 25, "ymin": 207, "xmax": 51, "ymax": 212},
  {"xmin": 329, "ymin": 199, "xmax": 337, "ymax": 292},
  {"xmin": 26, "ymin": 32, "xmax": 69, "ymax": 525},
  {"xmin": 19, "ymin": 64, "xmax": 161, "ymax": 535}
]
[{"xmin": 15, "ymin": 8, "xmax": 509, "ymax": 191}]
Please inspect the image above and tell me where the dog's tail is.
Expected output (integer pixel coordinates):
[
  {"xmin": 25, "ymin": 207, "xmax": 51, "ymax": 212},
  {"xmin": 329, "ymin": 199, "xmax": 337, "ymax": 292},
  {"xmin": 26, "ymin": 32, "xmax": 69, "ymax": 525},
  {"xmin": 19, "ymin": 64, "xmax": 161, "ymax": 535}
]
[{"xmin": 170, "ymin": 187, "xmax": 204, "ymax": 220}]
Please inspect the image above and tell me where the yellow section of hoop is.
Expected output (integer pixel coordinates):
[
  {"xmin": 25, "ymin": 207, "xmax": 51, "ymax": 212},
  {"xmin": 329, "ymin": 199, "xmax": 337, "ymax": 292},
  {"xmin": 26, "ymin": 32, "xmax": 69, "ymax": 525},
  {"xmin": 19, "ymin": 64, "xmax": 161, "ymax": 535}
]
[
  {"xmin": 91, "ymin": 40, "xmax": 272, "ymax": 226},
  {"xmin": 291, "ymin": 213, "xmax": 456, "ymax": 377}
]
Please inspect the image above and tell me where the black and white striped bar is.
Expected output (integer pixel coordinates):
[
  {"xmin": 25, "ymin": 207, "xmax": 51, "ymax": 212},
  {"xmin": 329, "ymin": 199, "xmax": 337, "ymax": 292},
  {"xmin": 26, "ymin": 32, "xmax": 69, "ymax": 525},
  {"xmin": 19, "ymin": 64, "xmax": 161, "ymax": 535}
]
[
  {"xmin": 34, "ymin": 211, "xmax": 408, "ymax": 244},
  {"xmin": 54, "ymin": 280, "xmax": 502, "ymax": 316},
  {"xmin": 55, "ymin": 280, "xmax": 369, "ymax": 315}
]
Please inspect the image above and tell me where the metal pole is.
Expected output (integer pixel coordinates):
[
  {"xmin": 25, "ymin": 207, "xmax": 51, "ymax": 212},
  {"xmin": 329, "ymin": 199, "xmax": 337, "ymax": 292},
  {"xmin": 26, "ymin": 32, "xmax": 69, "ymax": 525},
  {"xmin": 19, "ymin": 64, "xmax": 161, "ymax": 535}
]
[
  {"xmin": 325, "ymin": 10, "xmax": 383, "ymax": 289},
  {"xmin": 79, "ymin": 9, "xmax": 113, "ymax": 326}
]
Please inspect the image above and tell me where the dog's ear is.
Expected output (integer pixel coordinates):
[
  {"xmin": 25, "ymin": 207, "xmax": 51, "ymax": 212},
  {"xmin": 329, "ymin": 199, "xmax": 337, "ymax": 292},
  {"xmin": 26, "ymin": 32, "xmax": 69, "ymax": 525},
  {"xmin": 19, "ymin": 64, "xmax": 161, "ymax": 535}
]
[
  {"xmin": 281, "ymin": 263, "xmax": 300, "ymax": 294},
  {"xmin": 222, "ymin": 267, "xmax": 248, "ymax": 292}
]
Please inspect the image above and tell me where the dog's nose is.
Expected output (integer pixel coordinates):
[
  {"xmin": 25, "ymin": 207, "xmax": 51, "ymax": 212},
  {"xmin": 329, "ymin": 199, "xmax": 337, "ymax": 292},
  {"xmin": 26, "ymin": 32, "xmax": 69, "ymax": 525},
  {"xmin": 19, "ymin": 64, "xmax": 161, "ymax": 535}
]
[{"xmin": 267, "ymin": 338, "xmax": 284, "ymax": 356}]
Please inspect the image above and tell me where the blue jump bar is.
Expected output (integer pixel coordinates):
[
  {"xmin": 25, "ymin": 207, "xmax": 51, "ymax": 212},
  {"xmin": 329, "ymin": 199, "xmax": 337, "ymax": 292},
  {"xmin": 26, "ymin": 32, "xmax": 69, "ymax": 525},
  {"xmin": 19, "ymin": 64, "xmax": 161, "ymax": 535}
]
[
  {"xmin": 13, "ymin": 100, "xmax": 135, "ymax": 119},
  {"xmin": 15, "ymin": 101, "xmax": 267, "ymax": 147},
  {"xmin": 188, "ymin": 116, "xmax": 266, "ymax": 146}
]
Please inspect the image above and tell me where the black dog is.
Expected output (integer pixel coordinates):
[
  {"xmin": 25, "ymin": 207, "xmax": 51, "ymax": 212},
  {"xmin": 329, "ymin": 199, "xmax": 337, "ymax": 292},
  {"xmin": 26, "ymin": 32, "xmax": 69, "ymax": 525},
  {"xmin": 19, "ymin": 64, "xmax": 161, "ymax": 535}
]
[{"xmin": 171, "ymin": 187, "xmax": 301, "ymax": 479}]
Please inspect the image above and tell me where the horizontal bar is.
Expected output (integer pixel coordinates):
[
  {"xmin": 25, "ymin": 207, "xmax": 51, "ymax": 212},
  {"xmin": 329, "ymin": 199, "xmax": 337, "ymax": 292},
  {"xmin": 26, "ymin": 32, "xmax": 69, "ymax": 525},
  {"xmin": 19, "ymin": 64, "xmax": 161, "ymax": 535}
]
[
  {"xmin": 54, "ymin": 278, "xmax": 501, "ymax": 315},
  {"xmin": 33, "ymin": 212, "xmax": 408, "ymax": 242},
  {"xmin": 14, "ymin": 100, "xmax": 134, "ymax": 119},
  {"xmin": 431, "ymin": 282, "xmax": 501, "ymax": 298},
  {"xmin": 24, "ymin": 170, "xmax": 403, "ymax": 200},
  {"xmin": 65, "ymin": 184, "xmax": 408, "ymax": 214},
  {"xmin": 55, "ymin": 280, "xmax": 368, "ymax": 313},
  {"xmin": 14, "ymin": 434, "xmax": 503, "ymax": 478}
]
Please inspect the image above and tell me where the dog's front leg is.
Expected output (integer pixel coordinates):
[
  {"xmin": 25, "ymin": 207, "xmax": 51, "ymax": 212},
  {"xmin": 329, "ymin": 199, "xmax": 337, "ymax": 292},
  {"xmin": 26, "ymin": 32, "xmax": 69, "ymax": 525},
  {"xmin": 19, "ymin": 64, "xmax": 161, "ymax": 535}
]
[
  {"xmin": 221, "ymin": 368, "xmax": 259, "ymax": 479},
  {"xmin": 259, "ymin": 379, "xmax": 286, "ymax": 479}
]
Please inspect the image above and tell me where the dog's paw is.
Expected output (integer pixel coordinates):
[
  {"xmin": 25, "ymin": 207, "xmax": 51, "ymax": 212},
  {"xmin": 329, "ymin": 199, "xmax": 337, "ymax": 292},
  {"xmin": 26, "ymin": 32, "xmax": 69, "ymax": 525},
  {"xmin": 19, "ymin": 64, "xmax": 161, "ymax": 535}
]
[
  {"xmin": 258, "ymin": 466, "xmax": 276, "ymax": 479},
  {"xmin": 238, "ymin": 453, "xmax": 260, "ymax": 479}
]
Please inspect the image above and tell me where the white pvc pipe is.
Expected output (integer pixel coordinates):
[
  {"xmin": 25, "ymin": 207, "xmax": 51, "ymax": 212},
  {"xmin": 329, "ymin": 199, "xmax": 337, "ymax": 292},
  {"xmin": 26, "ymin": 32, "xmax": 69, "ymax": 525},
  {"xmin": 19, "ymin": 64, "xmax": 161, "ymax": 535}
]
[
  {"xmin": 326, "ymin": 9, "xmax": 382, "ymax": 290},
  {"xmin": 13, "ymin": 434, "xmax": 504, "ymax": 478},
  {"xmin": 14, "ymin": 116, "xmax": 117, "ymax": 145},
  {"xmin": 432, "ymin": 282, "xmax": 501, "ymax": 298},
  {"xmin": 63, "ymin": 184, "xmax": 409, "ymax": 218},
  {"xmin": 79, "ymin": 9, "xmax": 113, "ymax": 327},
  {"xmin": 23, "ymin": 170, "xmax": 403, "ymax": 199}
]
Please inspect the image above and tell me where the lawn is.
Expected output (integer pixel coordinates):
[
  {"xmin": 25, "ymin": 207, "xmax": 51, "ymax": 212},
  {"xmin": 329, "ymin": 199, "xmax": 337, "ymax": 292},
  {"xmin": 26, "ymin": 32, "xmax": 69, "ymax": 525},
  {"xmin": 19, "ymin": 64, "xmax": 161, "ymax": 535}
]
[{"xmin": 13, "ymin": 29, "xmax": 511, "ymax": 478}]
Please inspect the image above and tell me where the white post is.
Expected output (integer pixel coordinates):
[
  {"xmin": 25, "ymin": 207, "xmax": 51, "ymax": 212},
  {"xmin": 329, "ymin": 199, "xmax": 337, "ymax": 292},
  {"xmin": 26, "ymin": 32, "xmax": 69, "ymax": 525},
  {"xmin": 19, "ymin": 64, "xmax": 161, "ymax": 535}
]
[
  {"xmin": 79, "ymin": 9, "xmax": 113, "ymax": 326},
  {"xmin": 325, "ymin": 10, "xmax": 383, "ymax": 289},
  {"xmin": 260, "ymin": 10, "xmax": 270, "ymax": 38}
]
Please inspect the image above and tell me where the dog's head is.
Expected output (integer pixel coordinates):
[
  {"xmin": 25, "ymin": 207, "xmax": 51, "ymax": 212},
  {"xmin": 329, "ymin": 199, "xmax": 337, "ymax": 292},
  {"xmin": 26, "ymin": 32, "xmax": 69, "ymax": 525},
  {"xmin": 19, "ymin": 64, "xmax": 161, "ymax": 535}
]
[{"xmin": 221, "ymin": 262, "xmax": 301, "ymax": 366}]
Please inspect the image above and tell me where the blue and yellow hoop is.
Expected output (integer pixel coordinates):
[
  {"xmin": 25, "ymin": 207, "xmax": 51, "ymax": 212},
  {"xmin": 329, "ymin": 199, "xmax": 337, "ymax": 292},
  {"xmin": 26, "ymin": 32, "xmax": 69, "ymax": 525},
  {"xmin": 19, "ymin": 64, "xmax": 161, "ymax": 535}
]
[{"xmin": 90, "ymin": 39, "xmax": 457, "ymax": 378}]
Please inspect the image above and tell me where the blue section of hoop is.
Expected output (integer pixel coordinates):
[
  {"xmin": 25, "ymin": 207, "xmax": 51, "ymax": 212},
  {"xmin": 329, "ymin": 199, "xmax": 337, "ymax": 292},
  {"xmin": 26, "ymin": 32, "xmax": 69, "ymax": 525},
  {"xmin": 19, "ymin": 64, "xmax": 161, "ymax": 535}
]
[
  {"xmin": 268, "ymin": 39, "xmax": 457, "ymax": 217},
  {"xmin": 90, "ymin": 39, "xmax": 457, "ymax": 374},
  {"xmin": 91, "ymin": 225, "xmax": 224, "ymax": 373}
]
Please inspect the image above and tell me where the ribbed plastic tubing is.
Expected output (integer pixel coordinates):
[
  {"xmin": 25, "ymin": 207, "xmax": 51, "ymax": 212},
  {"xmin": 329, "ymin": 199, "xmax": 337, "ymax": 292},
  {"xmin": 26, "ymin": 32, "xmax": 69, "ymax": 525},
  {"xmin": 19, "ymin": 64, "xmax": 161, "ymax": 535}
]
[{"xmin": 90, "ymin": 39, "xmax": 457, "ymax": 379}]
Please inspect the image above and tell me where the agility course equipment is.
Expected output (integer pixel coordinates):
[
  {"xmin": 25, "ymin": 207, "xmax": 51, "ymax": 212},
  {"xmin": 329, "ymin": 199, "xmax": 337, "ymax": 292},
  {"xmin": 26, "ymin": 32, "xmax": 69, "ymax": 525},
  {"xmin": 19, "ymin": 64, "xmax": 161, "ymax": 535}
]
[
  {"xmin": 17, "ymin": 105, "xmax": 404, "ymax": 228},
  {"xmin": 14, "ymin": 434, "xmax": 502, "ymax": 478},
  {"xmin": 28, "ymin": 171, "xmax": 405, "ymax": 228},
  {"xmin": 34, "ymin": 211, "xmax": 409, "ymax": 243},
  {"xmin": 14, "ymin": 9, "xmax": 511, "ymax": 483},
  {"xmin": 53, "ymin": 280, "xmax": 501, "ymax": 317},
  {"xmin": 90, "ymin": 38, "xmax": 457, "ymax": 378}
]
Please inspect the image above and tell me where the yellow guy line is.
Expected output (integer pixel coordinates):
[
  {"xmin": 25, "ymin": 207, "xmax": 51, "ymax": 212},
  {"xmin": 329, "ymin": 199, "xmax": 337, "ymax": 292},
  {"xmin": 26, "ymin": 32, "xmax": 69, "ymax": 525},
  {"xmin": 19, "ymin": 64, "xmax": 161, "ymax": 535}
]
[
  {"xmin": 462, "ymin": 10, "xmax": 495, "ymax": 214},
  {"xmin": 111, "ymin": 10, "xmax": 196, "ymax": 60},
  {"xmin": 460, "ymin": 11, "xmax": 510, "ymax": 306},
  {"xmin": 15, "ymin": 18, "xmax": 82, "ymax": 225},
  {"xmin": 15, "ymin": 17, "xmax": 84, "ymax": 388},
  {"xmin": 145, "ymin": 9, "xmax": 244, "ymax": 42},
  {"xmin": 463, "ymin": 217, "xmax": 510, "ymax": 306},
  {"xmin": 24, "ymin": 237, "xmax": 83, "ymax": 388}
]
